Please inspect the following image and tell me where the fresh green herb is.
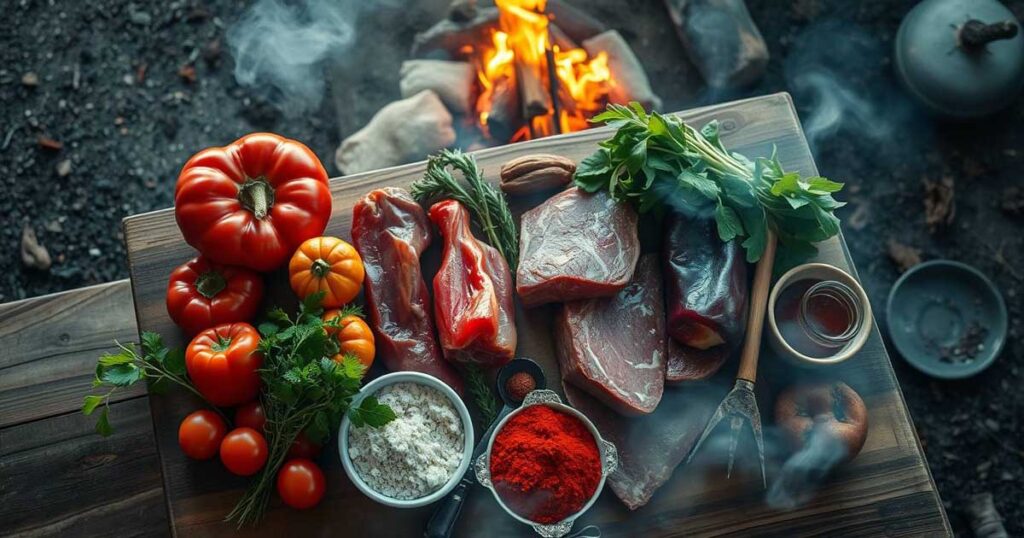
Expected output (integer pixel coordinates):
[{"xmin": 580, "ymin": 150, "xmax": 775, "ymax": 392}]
[
  {"xmin": 227, "ymin": 292, "xmax": 395, "ymax": 526},
  {"xmin": 83, "ymin": 332, "xmax": 220, "ymax": 436},
  {"xmin": 411, "ymin": 149, "xmax": 519, "ymax": 270},
  {"xmin": 575, "ymin": 103, "xmax": 845, "ymax": 263},
  {"xmin": 465, "ymin": 364, "xmax": 499, "ymax": 427}
]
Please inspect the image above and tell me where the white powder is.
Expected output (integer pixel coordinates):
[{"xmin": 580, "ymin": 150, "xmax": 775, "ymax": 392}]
[{"xmin": 347, "ymin": 382, "xmax": 465, "ymax": 500}]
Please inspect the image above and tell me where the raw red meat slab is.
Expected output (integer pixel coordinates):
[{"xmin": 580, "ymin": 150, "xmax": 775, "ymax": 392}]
[
  {"xmin": 556, "ymin": 254, "xmax": 665, "ymax": 416},
  {"xmin": 516, "ymin": 187, "xmax": 640, "ymax": 307},
  {"xmin": 666, "ymin": 339, "xmax": 729, "ymax": 383},
  {"xmin": 351, "ymin": 187, "xmax": 463, "ymax": 393},
  {"xmin": 429, "ymin": 200, "xmax": 516, "ymax": 367}
]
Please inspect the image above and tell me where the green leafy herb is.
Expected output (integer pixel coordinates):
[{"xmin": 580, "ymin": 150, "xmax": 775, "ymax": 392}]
[
  {"xmin": 227, "ymin": 293, "xmax": 395, "ymax": 527},
  {"xmin": 465, "ymin": 364, "xmax": 499, "ymax": 427},
  {"xmin": 575, "ymin": 103, "xmax": 845, "ymax": 263},
  {"xmin": 83, "ymin": 332, "xmax": 219, "ymax": 436},
  {"xmin": 411, "ymin": 149, "xmax": 519, "ymax": 270}
]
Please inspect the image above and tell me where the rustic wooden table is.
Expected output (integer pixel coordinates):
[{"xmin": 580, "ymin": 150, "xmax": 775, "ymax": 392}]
[{"xmin": 0, "ymin": 93, "xmax": 951, "ymax": 537}]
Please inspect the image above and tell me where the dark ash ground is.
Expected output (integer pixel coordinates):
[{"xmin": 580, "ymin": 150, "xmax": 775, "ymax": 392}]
[{"xmin": 1, "ymin": 0, "xmax": 1021, "ymax": 534}]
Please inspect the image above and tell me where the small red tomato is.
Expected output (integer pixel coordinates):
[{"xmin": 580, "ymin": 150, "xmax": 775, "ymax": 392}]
[
  {"xmin": 220, "ymin": 427, "xmax": 268, "ymax": 476},
  {"xmin": 235, "ymin": 401, "xmax": 266, "ymax": 432},
  {"xmin": 276, "ymin": 458, "xmax": 326, "ymax": 510},
  {"xmin": 287, "ymin": 431, "xmax": 323, "ymax": 460},
  {"xmin": 178, "ymin": 410, "xmax": 227, "ymax": 460}
]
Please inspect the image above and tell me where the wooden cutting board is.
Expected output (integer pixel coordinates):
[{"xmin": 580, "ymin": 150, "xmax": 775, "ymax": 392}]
[{"xmin": 122, "ymin": 93, "xmax": 951, "ymax": 537}]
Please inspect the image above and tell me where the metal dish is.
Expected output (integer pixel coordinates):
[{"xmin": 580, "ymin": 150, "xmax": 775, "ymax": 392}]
[
  {"xmin": 474, "ymin": 390, "xmax": 617, "ymax": 538},
  {"xmin": 338, "ymin": 371, "xmax": 475, "ymax": 508},
  {"xmin": 886, "ymin": 260, "xmax": 1007, "ymax": 379}
]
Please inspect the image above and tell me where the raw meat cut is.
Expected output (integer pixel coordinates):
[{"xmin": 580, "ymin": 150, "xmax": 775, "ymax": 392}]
[
  {"xmin": 429, "ymin": 200, "xmax": 516, "ymax": 367},
  {"xmin": 664, "ymin": 212, "xmax": 748, "ymax": 353},
  {"xmin": 564, "ymin": 381, "xmax": 720, "ymax": 510},
  {"xmin": 517, "ymin": 187, "xmax": 640, "ymax": 307},
  {"xmin": 666, "ymin": 338, "xmax": 728, "ymax": 383},
  {"xmin": 351, "ymin": 188, "xmax": 462, "ymax": 393},
  {"xmin": 556, "ymin": 255, "xmax": 665, "ymax": 415}
]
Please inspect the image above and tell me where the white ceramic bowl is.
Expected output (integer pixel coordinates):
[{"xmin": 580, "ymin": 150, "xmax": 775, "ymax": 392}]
[
  {"xmin": 475, "ymin": 389, "xmax": 618, "ymax": 538},
  {"xmin": 338, "ymin": 371, "xmax": 474, "ymax": 508}
]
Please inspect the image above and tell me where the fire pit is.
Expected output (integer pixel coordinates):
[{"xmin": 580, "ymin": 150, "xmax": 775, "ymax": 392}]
[{"xmin": 336, "ymin": 0, "xmax": 660, "ymax": 174}]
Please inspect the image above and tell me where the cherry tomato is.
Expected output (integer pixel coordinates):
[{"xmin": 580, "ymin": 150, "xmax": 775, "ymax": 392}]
[
  {"xmin": 235, "ymin": 401, "xmax": 266, "ymax": 432},
  {"xmin": 220, "ymin": 427, "xmax": 268, "ymax": 476},
  {"xmin": 178, "ymin": 410, "xmax": 227, "ymax": 460},
  {"xmin": 276, "ymin": 458, "xmax": 326, "ymax": 510},
  {"xmin": 287, "ymin": 431, "xmax": 323, "ymax": 460}
]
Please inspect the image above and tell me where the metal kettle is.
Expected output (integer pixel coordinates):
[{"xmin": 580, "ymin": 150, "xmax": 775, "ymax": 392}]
[{"xmin": 895, "ymin": 0, "xmax": 1024, "ymax": 118}]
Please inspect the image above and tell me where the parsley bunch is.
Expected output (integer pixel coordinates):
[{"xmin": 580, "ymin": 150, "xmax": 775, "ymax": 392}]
[
  {"xmin": 574, "ymin": 103, "xmax": 845, "ymax": 263},
  {"xmin": 227, "ymin": 293, "xmax": 395, "ymax": 526}
]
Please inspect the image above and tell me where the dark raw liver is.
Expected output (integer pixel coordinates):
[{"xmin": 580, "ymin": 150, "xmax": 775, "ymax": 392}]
[
  {"xmin": 351, "ymin": 188, "xmax": 463, "ymax": 393},
  {"xmin": 564, "ymin": 381, "xmax": 720, "ymax": 510},
  {"xmin": 556, "ymin": 255, "xmax": 665, "ymax": 415},
  {"xmin": 429, "ymin": 200, "xmax": 516, "ymax": 367},
  {"xmin": 663, "ymin": 212, "xmax": 747, "ymax": 380},
  {"xmin": 517, "ymin": 187, "xmax": 640, "ymax": 307}
]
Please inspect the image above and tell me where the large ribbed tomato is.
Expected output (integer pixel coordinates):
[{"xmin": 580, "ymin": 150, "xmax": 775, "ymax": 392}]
[
  {"xmin": 186, "ymin": 323, "xmax": 263, "ymax": 407},
  {"xmin": 174, "ymin": 133, "xmax": 332, "ymax": 272},
  {"xmin": 166, "ymin": 256, "xmax": 264, "ymax": 336}
]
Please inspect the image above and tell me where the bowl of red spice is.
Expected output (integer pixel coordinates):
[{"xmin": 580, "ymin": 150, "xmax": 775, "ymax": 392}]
[{"xmin": 474, "ymin": 389, "xmax": 617, "ymax": 538}]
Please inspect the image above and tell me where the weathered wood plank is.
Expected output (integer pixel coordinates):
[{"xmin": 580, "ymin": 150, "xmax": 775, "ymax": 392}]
[
  {"xmin": 0, "ymin": 397, "xmax": 169, "ymax": 538},
  {"xmin": 122, "ymin": 93, "xmax": 950, "ymax": 536},
  {"xmin": 0, "ymin": 281, "xmax": 144, "ymax": 428}
]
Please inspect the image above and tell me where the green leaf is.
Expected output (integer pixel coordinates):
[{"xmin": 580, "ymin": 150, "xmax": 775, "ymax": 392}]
[
  {"xmin": 98, "ymin": 351, "xmax": 135, "ymax": 367},
  {"xmin": 258, "ymin": 322, "xmax": 280, "ymax": 338},
  {"xmin": 82, "ymin": 394, "xmax": 103, "ymax": 415},
  {"xmin": 807, "ymin": 176, "xmax": 844, "ymax": 194},
  {"xmin": 678, "ymin": 169, "xmax": 721, "ymax": 201},
  {"xmin": 770, "ymin": 172, "xmax": 802, "ymax": 196},
  {"xmin": 141, "ymin": 332, "xmax": 164, "ymax": 356},
  {"xmin": 714, "ymin": 204, "xmax": 744, "ymax": 242},
  {"xmin": 95, "ymin": 407, "xmax": 113, "ymax": 437},
  {"xmin": 351, "ymin": 396, "xmax": 397, "ymax": 428},
  {"xmin": 163, "ymin": 348, "xmax": 186, "ymax": 376},
  {"xmin": 99, "ymin": 363, "xmax": 142, "ymax": 387}
]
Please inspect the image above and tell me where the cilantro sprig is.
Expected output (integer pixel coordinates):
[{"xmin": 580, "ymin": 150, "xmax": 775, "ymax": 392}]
[
  {"xmin": 574, "ymin": 103, "xmax": 845, "ymax": 264},
  {"xmin": 83, "ymin": 332, "xmax": 221, "ymax": 436},
  {"xmin": 227, "ymin": 293, "xmax": 395, "ymax": 526}
]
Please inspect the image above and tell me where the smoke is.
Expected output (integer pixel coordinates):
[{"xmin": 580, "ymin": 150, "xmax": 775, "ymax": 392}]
[
  {"xmin": 766, "ymin": 427, "xmax": 848, "ymax": 509},
  {"xmin": 226, "ymin": 0, "xmax": 391, "ymax": 116}
]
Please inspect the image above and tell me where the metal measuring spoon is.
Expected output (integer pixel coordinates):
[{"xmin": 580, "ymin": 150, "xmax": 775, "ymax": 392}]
[{"xmin": 424, "ymin": 358, "xmax": 547, "ymax": 538}]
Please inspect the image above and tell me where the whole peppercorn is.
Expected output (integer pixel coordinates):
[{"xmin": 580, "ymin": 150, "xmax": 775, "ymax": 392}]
[{"xmin": 505, "ymin": 371, "xmax": 536, "ymax": 402}]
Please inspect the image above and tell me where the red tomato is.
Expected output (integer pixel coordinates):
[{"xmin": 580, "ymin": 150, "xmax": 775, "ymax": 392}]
[
  {"xmin": 178, "ymin": 410, "xmax": 227, "ymax": 460},
  {"xmin": 234, "ymin": 401, "xmax": 266, "ymax": 432},
  {"xmin": 174, "ymin": 133, "xmax": 332, "ymax": 271},
  {"xmin": 276, "ymin": 459, "xmax": 326, "ymax": 510},
  {"xmin": 287, "ymin": 431, "xmax": 323, "ymax": 460},
  {"xmin": 220, "ymin": 427, "xmax": 268, "ymax": 476},
  {"xmin": 166, "ymin": 256, "xmax": 264, "ymax": 336},
  {"xmin": 186, "ymin": 323, "xmax": 262, "ymax": 407}
]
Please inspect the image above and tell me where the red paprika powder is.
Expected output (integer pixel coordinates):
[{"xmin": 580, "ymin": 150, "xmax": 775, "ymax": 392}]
[{"xmin": 489, "ymin": 405, "xmax": 602, "ymax": 524}]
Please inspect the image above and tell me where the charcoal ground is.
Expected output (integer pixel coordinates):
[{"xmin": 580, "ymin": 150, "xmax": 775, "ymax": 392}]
[{"xmin": 1, "ymin": 0, "xmax": 1021, "ymax": 534}]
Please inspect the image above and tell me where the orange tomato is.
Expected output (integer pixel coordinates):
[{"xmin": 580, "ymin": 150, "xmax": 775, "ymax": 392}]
[
  {"xmin": 322, "ymin": 309, "xmax": 375, "ymax": 372},
  {"xmin": 288, "ymin": 237, "xmax": 364, "ymax": 308}
]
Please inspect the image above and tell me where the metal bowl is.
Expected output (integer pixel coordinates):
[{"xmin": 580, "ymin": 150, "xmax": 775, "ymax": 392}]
[
  {"xmin": 886, "ymin": 260, "xmax": 1007, "ymax": 379},
  {"xmin": 338, "ymin": 371, "xmax": 474, "ymax": 508},
  {"xmin": 474, "ymin": 389, "xmax": 618, "ymax": 538}
]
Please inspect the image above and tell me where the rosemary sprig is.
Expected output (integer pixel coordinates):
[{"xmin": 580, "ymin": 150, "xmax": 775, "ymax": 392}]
[
  {"xmin": 465, "ymin": 364, "xmax": 499, "ymax": 427},
  {"xmin": 411, "ymin": 149, "xmax": 519, "ymax": 270}
]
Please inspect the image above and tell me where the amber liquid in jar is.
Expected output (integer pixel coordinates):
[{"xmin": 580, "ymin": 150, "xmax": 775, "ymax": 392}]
[{"xmin": 774, "ymin": 279, "xmax": 862, "ymax": 358}]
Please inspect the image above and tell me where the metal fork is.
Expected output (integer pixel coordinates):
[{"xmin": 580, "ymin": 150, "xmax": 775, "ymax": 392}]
[{"xmin": 686, "ymin": 231, "xmax": 778, "ymax": 489}]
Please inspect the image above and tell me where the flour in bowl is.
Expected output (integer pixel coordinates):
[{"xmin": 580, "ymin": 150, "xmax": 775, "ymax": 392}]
[{"xmin": 347, "ymin": 381, "xmax": 465, "ymax": 499}]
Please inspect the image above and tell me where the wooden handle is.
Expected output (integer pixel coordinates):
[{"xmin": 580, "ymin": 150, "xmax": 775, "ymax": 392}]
[{"xmin": 736, "ymin": 230, "xmax": 778, "ymax": 383}]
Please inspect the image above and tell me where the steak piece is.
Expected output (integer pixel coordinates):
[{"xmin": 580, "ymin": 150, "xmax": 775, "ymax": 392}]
[
  {"xmin": 564, "ymin": 381, "xmax": 720, "ymax": 510},
  {"xmin": 429, "ymin": 200, "xmax": 516, "ymax": 367},
  {"xmin": 666, "ymin": 338, "xmax": 728, "ymax": 383},
  {"xmin": 351, "ymin": 188, "xmax": 462, "ymax": 393},
  {"xmin": 517, "ymin": 187, "xmax": 640, "ymax": 307},
  {"xmin": 556, "ymin": 255, "xmax": 665, "ymax": 416},
  {"xmin": 664, "ymin": 212, "xmax": 748, "ymax": 352}
]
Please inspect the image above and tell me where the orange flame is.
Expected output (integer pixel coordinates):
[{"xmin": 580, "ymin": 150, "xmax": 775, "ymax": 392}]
[{"xmin": 474, "ymin": 0, "xmax": 611, "ymax": 142}]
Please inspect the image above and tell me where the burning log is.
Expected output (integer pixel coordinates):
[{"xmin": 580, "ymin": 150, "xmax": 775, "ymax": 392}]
[
  {"xmin": 486, "ymin": 75, "xmax": 522, "ymax": 143},
  {"xmin": 335, "ymin": 90, "xmax": 456, "ymax": 175},
  {"xmin": 515, "ymin": 56, "xmax": 551, "ymax": 121},
  {"xmin": 400, "ymin": 60, "xmax": 474, "ymax": 114},
  {"xmin": 582, "ymin": 30, "xmax": 662, "ymax": 110},
  {"xmin": 547, "ymin": 0, "xmax": 607, "ymax": 43},
  {"xmin": 663, "ymin": 0, "xmax": 769, "ymax": 88},
  {"xmin": 411, "ymin": 7, "xmax": 499, "ymax": 59}
]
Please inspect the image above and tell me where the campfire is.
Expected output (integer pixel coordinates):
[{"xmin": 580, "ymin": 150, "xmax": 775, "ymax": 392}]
[{"xmin": 336, "ymin": 0, "xmax": 661, "ymax": 174}]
